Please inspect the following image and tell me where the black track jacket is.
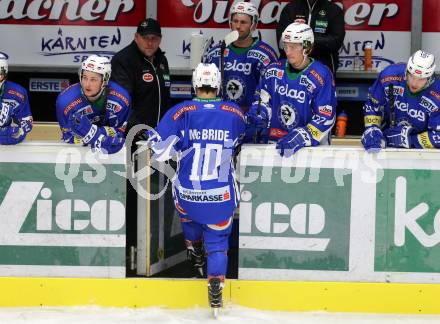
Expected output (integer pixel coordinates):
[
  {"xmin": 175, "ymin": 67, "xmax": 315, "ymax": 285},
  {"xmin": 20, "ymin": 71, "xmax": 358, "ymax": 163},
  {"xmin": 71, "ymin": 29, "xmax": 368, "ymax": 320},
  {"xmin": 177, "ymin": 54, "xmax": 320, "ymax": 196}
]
[{"xmin": 277, "ymin": 0, "xmax": 345, "ymax": 75}]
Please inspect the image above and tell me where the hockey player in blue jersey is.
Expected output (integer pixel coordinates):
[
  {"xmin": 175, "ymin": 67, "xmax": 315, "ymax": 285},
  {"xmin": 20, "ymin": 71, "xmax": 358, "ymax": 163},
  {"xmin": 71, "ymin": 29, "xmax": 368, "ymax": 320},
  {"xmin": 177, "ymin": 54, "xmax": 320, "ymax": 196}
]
[
  {"xmin": 146, "ymin": 63, "xmax": 245, "ymax": 312},
  {"xmin": 0, "ymin": 56, "xmax": 33, "ymax": 145},
  {"xmin": 204, "ymin": 2, "xmax": 278, "ymax": 112},
  {"xmin": 247, "ymin": 22, "xmax": 336, "ymax": 156},
  {"xmin": 361, "ymin": 50, "xmax": 440, "ymax": 152},
  {"xmin": 56, "ymin": 55, "xmax": 131, "ymax": 154}
]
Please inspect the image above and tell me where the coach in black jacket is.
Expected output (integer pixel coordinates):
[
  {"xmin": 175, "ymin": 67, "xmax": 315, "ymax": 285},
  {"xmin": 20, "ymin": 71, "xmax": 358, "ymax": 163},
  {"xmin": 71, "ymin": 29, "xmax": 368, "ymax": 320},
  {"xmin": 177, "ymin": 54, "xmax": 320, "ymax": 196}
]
[
  {"xmin": 111, "ymin": 18, "xmax": 171, "ymax": 131},
  {"xmin": 276, "ymin": 0, "xmax": 345, "ymax": 75}
]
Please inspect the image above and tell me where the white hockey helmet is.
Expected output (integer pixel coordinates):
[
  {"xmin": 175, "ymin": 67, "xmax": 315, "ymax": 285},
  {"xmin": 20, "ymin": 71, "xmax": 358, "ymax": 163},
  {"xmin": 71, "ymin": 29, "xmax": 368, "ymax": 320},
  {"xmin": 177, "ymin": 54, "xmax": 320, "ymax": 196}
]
[
  {"xmin": 0, "ymin": 56, "xmax": 7, "ymax": 76},
  {"xmin": 229, "ymin": 2, "xmax": 259, "ymax": 31},
  {"xmin": 192, "ymin": 63, "xmax": 221, "ymax": 93},
  {"xmin": 80, "ymin": 55, "xmax": 111, "ymax": 85},
  {"xmin": 282, "ymin": 22, "xmax": 314, "ymax": 50},
  {"xmin": 407, "ymin": 50, "xmax": 436, "ymax": 79}
]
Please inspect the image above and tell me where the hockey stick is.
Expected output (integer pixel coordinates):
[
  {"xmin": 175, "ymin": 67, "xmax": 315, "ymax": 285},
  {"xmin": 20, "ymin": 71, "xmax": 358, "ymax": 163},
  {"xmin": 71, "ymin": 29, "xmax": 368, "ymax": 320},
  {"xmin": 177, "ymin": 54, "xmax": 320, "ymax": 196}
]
[
  {"xmin": 220, "ymin": 30, "xmax": 239, "ymax": 97},
  {"xmin": 253, "ymin": 89, "xmax": 271, "ymax": 143},
  {"xmin": 200, "ymin": 36, "xmax": 214, "ymax": 64},
  {"xmin": 388, "ymin": 84, "xmax": 396, "ymax": 127}
]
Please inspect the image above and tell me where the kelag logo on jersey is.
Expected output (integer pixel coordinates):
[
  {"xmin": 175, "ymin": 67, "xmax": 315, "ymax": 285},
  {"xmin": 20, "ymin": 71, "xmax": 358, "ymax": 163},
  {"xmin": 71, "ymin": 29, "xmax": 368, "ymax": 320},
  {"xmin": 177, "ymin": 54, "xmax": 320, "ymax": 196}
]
[
  {"xmin": 395, "ymin": 100, "xmax": 426, "ymax": 122},
  {"xmin": 275, "ymin": 79, "xmax": 306, "ymax": 103},
  {"xmin": 225, "ymin": 60, "xmax": 252, "ymax": 75}
]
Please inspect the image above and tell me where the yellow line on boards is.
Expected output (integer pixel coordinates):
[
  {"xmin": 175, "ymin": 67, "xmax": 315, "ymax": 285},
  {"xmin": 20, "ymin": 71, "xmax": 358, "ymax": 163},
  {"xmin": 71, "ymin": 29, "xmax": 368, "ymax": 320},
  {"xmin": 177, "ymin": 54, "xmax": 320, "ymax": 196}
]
[
  {"xmin": 231, "ymin": 281, "xmax": 440, "ymax": 314},
  {"xmin": 1, "ymin": 277, "xmax": 440, "ymax": 314}
]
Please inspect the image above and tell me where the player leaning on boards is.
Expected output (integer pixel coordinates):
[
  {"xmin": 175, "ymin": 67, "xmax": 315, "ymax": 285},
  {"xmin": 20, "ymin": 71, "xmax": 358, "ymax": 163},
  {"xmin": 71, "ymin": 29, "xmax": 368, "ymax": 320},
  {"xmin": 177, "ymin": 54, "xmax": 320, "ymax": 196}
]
[
  {"xmin": 204, "ymin": 1, "xmax": 278, "ymax": 112},
  {"xmin": 145, "ymin": 63, "xmax": 245, "ymax": 317},
  {"xmin": 56, "ymin": 55, "xmax": 131, "ymax": 154},
  {"xmin": 0, "ymin": 56, "xmax": 33, "ymax": 145},
  {"xmin": 361, "ymin": 50, "xmax": 440, "ymax": 152},
  {"xmin": 247, "ymin": 22, "xmax": 336, "ymax": 156}
]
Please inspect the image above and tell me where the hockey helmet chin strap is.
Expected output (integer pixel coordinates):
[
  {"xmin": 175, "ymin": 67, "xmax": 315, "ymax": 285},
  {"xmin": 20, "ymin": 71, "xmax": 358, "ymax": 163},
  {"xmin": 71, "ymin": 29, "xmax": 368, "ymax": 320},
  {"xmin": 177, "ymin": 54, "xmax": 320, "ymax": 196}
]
[{"xmin": 0, "ymin": 74, "xmax": 6, "ymax": 90}]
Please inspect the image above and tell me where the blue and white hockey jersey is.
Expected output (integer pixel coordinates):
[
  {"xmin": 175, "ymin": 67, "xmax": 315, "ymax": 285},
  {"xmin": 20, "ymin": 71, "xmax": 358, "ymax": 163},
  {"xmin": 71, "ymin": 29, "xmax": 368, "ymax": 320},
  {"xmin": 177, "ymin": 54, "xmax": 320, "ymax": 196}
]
[
  {"xmin": 363, "ymin": 63, "xmax": 440, "ymax": 148},
  {"xmin": 205, "ymin": 38, "xmax": 278, "ymax": 109},
  {"xmin": 0, "ymin": 80, "xmax": 33, "ymax": 145},
  {"xmin": 150, "ymin": 97, "xmax": 246, "ymax": 225},
  {"xmin": 56, "ymin": 81, "xmax": 131, "ymax": 144},
  {"xmin": 251, "ymin": 58, "xmax": 336, "ymax": 144}
]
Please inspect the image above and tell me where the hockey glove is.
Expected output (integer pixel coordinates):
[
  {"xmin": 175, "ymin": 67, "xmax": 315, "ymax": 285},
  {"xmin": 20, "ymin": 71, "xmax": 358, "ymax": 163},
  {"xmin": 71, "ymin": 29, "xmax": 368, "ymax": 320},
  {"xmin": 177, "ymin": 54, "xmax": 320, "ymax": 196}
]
[
  {"xmin": 246, "ymin": 101, "xmax": 271, "ymax": 129},
  {"xmin": 0, "ymin": 102, "xmax": 13, "ymax": 127},
  {"xmin": 361, "ymin": 126, "xmax": 384, "ymax": 153},
  {"xmin": 68, "ymin": 112, "xmax": 101, "ymax": 145},
  {"xmin": 383, "ymin": 125, "xmax": 413, "ymax": 148},
  {"xmin": 0, "ymin": 126, "xmax": 25, "ymax": 145},
  {"xmin": 92, "ymin": 133, "xmax": 125, "ymax": 154},
  {"xmin": 276, "ymin": 127, "xmax": 312, "ymax": 157},
  {"xmin": 150, "ymin": 135, "xmax": 179, "ymax": 162}
]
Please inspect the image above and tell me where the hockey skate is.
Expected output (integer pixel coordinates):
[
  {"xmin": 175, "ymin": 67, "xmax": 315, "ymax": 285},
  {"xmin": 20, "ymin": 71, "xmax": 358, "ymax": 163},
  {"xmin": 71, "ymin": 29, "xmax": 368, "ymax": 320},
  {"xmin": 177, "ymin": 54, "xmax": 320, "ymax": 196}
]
[
  {"xmin": 208, "ymin": 277, "xmax": 224, "ymax": 318},
  {"xmin": 187, "ymin": 243, "xmax": 205, "ymax": 278}
]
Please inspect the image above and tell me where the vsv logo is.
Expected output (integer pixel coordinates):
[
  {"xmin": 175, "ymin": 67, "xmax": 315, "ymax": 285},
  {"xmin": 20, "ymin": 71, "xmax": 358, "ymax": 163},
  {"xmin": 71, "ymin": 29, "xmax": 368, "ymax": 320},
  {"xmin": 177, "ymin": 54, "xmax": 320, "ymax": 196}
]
[
  {"xmin": 240, "ymin": 190, "xmax": 330, "ymax": 251},
  {"xmin": 0, "ymin": 182, "xmax": 125, "ymax": 235},
  {"xmin": 394, "ymin": 176, "xmax": 440, "ymax": 247}
]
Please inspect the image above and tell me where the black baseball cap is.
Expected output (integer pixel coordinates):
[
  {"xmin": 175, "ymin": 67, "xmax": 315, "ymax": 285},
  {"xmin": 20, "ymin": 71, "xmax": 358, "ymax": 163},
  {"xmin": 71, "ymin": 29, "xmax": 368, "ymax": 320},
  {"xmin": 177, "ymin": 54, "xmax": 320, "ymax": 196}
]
[{"xmin": 136, "ymin": 18, "xmax": 162, "ymax": 37}]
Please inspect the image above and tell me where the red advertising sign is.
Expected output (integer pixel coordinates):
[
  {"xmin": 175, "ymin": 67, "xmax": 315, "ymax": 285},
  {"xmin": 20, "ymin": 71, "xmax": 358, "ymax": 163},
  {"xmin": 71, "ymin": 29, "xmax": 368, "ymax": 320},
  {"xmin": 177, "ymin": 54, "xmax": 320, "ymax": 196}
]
[
  {"xmin": 158, "ymin": 0, "xmax": 411, "ymax": 31},
  {"xmin": 423, "ymin": 0, "xmax": 440, "ymax": 32},
  {"xmin": 338, "ymin": 0, "xmax": 410, "ymax": 31},
  {"xmin": 0, "ymin": 0, "xmax": 145, "ymax": 26}
]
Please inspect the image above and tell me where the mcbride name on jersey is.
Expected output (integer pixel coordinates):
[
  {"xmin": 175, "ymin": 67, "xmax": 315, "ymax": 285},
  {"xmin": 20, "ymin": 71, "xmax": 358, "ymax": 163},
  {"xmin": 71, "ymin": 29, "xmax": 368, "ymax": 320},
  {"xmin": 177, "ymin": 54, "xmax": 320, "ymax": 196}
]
[
  {"xmin": 254, "ymin": 58, "xmax": 336, "ymax": 144},
  {"xmin": 56, "ymin": 81, "xmax": 130, "ymax": 144},
  {"xmin": 0, "ymin": 80, "xmax": 33, "ymax": 145},
  {"xmin": 205, "ymin": 38, "xmax": 278, "ymax": 108},
  {"xmin": 150, "ymin": 97, "xmax": 246, "ymax": 224},
  {"xmin": 364, "ymin": 63, "xmax": 440, "ymax": 148}
]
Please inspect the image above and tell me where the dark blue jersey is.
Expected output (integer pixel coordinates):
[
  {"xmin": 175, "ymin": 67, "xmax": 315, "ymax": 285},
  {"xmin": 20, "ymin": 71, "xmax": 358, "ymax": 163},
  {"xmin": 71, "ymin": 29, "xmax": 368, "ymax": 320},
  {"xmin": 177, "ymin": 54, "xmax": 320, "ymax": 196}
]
[
  {"xmin": 150, "ymin": 97, "xmax": 246, "ymax": 224},
  {"xmin": 0, "ymin": 80, "xmax": 33, "ymax": 145},
  {"xmin": 205, "ymin": 38, "xmax": 278, "ymax": 109},
  {"xmin": 363, "ymin": 63, "xmax": 440, "ymax": 148},
  {"xmin": 56, "ymin": 81, "xmax": 131, "ymax": 144},
  {"xmin": 252, "ymin": 58, "xmax": 336, "ymax": 144}
]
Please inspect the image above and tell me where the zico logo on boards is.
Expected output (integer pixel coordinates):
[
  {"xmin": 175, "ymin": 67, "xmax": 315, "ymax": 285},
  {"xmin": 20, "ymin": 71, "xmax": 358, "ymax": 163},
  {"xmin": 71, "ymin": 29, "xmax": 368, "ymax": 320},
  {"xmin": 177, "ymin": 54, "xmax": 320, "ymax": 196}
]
[
  {"xmin": 0, "ymin": 182, "xmax": 125, "ymax": 236},
  {"xmin": 239, "ymin": 167, "xmax": 351, "ymax": 271},
  {"xmin": 394, "ymin": 176, "xmax": 440, "ymax": 247},
  {"xmin": 240, "ymin": 190, "xmax": 330, "ymax": 252}
]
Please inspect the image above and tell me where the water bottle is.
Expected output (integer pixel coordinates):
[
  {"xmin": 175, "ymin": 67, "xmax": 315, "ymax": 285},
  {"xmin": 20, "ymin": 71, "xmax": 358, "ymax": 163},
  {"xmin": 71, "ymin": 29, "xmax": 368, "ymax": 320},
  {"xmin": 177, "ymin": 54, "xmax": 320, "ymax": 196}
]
[
  {"xmin": 335, "ymin": 111, "xmax": 348, "ymax": 138},
  {"xmin": 364, "ymin": 44, "xmax": 373, "ymax": 71},
  {"xmin": 354, "ymin": 52, "xmax": 361, "ymax": 70}
]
